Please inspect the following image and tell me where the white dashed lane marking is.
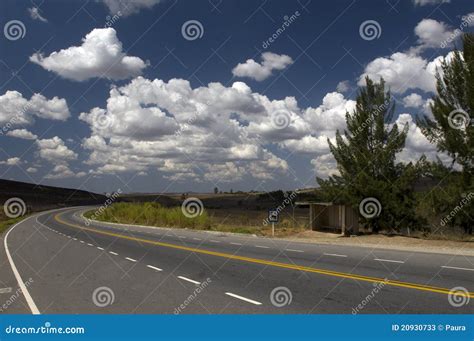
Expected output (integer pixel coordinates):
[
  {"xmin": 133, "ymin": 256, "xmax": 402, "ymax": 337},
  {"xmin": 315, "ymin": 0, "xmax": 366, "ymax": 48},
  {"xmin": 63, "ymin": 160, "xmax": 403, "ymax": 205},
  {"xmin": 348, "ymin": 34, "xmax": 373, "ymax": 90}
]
[
  {"xmin": 177, "ymin": 276, "xmax": 201, "ymax": 285},
  {"xmin": 109, "ymin": 251, "xmax": 119, "ymax": 256},
  {"xmin": 285, "ymin": 249, "xmax": 304, "ymax": 253},
  {"xmin": 441, "ymin": 265, "xmax": 474, "ymax": 272},
  {"xmin": 125, "ymin": 257, "xmax": 137, "ymax": 262},
  {"xmin": 255, "ymin": 245, "xmax": 269, "ymax": 249},
  {"xmin": 231, "ymin": 242, "xmax": 242, "ymax": 246},
  {"xmin": 225, "ymin": 292, "xmax": 262, "ymax": 305},
  {"xmin": 97, "ymin": 247, "xmax": 104, "ymax": 251},
  {"xmin": 374, "ymin": 258, "xmax": 404, "ymax": 264},
  {"xmin": 146, "ymin": 265, "xmax": 163, "ymax": 272},
  {"xmin": 323, "ymin": 253, "xmax": 348, "ymax": 258}
]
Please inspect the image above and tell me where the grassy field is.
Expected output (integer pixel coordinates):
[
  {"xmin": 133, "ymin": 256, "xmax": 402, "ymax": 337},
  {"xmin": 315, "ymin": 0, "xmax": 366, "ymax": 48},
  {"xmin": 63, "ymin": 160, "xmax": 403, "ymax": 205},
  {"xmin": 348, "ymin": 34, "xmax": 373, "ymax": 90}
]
[
  {"xmin": 0, "ymin": 213, "xmax": 29, "ymax": 235},
  {"xmin": 84, "ymin": 202, "xmax": 307, "ymax": 237}
]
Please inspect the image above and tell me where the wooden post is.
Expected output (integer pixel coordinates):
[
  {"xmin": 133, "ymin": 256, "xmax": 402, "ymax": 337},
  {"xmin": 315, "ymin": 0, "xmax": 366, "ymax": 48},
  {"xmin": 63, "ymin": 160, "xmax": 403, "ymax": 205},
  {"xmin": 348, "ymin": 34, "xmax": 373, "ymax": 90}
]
[{"xmin": 341, "ymin": 205, "xmax": 346, "ymax": 235}]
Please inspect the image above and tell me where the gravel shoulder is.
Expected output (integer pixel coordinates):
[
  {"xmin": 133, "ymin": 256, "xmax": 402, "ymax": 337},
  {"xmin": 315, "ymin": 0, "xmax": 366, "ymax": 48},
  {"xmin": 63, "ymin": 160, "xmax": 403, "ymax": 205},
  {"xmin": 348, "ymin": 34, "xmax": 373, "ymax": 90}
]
[{"xmin": 283, "ymin": 230, "xmax": 474, "ymax": 256}]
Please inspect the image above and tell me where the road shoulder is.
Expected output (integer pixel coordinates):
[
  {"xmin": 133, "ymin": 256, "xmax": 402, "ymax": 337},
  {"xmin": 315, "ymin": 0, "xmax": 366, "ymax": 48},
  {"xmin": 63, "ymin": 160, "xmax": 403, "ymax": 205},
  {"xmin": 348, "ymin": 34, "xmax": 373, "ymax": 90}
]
[
  {"xmin": 81, "ymin": 211, "xmax": 474, "ymax": 257},
  {"xmin": 0, "ymin": 218, "xmax": 33, "ymax": 314}
]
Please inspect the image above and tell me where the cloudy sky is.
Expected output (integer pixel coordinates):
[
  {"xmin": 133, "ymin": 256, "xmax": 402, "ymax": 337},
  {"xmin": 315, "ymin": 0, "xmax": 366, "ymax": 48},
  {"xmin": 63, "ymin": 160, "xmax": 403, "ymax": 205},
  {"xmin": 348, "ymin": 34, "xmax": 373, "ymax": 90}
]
[{"xmin": 0, "ymin": 0, "xmax": 472, "ymax": 194}]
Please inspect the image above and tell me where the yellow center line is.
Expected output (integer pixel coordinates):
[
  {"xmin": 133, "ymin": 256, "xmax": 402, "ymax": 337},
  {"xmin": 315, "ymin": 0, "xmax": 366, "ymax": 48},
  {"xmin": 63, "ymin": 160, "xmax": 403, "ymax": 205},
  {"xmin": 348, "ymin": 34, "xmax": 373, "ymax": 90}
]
[{"xmin": 55, "ymin": 213, "xmax": 473, "ymax": 298}]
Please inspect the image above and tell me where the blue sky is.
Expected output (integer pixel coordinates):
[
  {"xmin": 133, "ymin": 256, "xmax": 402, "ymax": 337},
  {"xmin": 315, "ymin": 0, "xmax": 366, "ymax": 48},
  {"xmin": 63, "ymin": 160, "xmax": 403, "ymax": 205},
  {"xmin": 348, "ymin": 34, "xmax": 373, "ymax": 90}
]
[{"xmin": 0, "ymin": 0, "xmax": 472, "ymax": 194}]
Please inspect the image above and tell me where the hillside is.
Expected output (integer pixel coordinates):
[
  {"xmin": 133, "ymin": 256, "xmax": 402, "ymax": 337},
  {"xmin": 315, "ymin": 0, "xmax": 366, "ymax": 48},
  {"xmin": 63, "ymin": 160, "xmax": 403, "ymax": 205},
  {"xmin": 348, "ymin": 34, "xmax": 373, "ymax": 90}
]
[{"xmin": 0, "ymin": 179, "xmax": 107, "ymax": 214}]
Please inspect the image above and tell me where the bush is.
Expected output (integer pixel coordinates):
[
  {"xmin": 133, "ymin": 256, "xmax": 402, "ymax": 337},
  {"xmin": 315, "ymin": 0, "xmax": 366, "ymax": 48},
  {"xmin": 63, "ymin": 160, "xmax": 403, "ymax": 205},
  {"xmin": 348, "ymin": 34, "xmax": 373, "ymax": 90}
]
[{"xmin": 85, "ymin": 202, "xmax": 212, "ymax": 229}]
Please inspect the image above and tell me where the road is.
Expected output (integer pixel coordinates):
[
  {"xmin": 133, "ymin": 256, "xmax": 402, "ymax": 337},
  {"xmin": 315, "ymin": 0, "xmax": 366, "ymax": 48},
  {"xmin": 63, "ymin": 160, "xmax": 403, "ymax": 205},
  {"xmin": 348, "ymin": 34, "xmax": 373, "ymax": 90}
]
[{"xmin": 1, "ymin": 207, "xmax": 473, "ymax": 314}]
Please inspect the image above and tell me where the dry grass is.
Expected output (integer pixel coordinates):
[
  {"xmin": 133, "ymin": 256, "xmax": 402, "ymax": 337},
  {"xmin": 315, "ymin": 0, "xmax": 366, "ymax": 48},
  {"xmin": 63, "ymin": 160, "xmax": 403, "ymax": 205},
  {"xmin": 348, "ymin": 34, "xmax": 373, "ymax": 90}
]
[{"xmin": 84, "ymin": 202, "xmax": 307, "ymax": 237}]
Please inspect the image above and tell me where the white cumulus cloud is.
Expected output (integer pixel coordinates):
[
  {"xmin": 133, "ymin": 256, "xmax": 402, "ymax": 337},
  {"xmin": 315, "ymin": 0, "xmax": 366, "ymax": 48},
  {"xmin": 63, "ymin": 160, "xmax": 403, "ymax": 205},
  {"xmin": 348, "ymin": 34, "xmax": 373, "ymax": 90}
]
[
  {"xmin": 36, "ymin": 137, "xmax": 77, "ymax": 163},
  {"xmin": 358, "ymin": 51, "xmax": 452, "ymax": 94},
  {"xmin": 413, "ymin": 18, "xmax": 455, "ymax": 52},
  {"xmin": 30, "ymin": 28, "xmax": 147, "ymax": 82},
  {"xmin": 7, "ymin": 129, "xmax": 38, "ymax": 140},
  {"xmin": 0, "ymin": 90, "xmax": 69, "ymax": 126},
  {"xmin": 403, "ymin": 93, "xmax": 424, "ymax": 108},
  {"xmin": 232, "ymin": 52, "xmax": 293, "ymax": 81}
]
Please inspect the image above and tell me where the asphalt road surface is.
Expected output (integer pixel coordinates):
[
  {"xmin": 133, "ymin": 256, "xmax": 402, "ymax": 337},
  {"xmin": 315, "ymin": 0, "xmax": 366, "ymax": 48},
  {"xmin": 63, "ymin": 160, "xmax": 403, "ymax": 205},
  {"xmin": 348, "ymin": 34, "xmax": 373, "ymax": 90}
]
[{"xmin": 1, "ymin": 207, "xmax": 473, "ymax": 314}]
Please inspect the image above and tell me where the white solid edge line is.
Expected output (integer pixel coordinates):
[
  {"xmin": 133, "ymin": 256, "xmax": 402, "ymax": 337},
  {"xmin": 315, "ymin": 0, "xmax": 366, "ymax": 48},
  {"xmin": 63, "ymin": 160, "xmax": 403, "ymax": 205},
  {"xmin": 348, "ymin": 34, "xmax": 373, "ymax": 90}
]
[
  {"xmin": 323, "ymin": 253, "xmax": 348, "ymax": 258},
  {"xmin": 4, "ymin": 218, "xmax": 40, "ymax": 314},
  {"xmin": 146, "ymin": 265, "xmax": 163, "ymax": 272},
  {"xmin": 125, "ymin": 257, "xmax": 137, "ymax": 262},
  {"xmin": 441, "ymin": 265, "xmax": 474, "ymax": 272},
  {"xmin": 177, "ymin": 276, "xmax": 201, "ymax": 285},
  {"xmin": 225, "ymin": 292, "xmax": 262, "ymax": 305},
  {"xmin": 374, "ymin": 258, "xmax": 404, "ymax": 264}
]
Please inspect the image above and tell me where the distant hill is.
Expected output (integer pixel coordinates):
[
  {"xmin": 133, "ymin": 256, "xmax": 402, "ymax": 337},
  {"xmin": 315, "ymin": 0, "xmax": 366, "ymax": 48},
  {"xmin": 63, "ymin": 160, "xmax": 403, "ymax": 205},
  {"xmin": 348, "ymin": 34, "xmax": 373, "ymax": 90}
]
[{"xmin": 0, "ymin": 179, "xmax": 107, "ymax": 213}]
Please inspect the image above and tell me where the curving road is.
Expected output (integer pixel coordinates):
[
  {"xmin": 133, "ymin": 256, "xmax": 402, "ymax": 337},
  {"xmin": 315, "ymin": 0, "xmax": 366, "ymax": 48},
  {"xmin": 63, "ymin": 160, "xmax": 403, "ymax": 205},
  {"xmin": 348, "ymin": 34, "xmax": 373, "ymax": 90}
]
[{"xmin": 1, "ymin": 207, "xmax": 473, "ymax": 314}]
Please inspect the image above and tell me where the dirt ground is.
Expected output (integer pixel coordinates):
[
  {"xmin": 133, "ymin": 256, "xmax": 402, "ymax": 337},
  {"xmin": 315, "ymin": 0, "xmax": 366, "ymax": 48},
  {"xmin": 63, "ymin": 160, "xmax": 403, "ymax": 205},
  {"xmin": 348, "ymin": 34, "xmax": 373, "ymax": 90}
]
[{"xmin": 280, "ymin": 230, "xmax": 474, "ymax": 256}]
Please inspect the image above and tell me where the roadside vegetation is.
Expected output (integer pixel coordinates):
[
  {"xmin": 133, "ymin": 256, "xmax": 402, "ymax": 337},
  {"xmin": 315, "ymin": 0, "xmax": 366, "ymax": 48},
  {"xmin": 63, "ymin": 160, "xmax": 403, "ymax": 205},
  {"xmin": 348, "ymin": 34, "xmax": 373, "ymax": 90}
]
[
  {"xmin": 84, "ymin": 202, "xmax": 307, "ymax": 237},
  {"xmin": 85, "ymin": 202, "xmax": 212, "ymax": 229},
  {"xmin": 319, "ymin": 33, "xmax": 473, "ymax": 236},
  {"xmin": 0, "ymin": 213, "xmax": 29, "ymax": 235}
]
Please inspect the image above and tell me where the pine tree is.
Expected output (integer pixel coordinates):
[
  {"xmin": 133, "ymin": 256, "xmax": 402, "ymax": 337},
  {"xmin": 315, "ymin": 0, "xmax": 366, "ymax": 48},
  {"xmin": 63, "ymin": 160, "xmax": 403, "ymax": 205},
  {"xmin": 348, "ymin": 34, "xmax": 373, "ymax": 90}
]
[
  {"xmin": 318, "ymin": 77, "xmax": 419, "ymax": 232},
  {"xmin": 417, "ymin": 33, "xmax": 474, "ymax": 234},
  {"xmin": 417, "ymin": 33, "xmax": 473, "ymax": 178}
]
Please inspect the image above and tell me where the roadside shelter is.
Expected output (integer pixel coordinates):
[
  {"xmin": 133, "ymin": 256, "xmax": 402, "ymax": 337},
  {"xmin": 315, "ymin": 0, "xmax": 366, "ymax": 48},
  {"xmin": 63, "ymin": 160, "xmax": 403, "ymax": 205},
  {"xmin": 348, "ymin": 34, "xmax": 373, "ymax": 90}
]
[{"xmin": 295, "ymin": 202, "xmax": 360, "ymax": 235}]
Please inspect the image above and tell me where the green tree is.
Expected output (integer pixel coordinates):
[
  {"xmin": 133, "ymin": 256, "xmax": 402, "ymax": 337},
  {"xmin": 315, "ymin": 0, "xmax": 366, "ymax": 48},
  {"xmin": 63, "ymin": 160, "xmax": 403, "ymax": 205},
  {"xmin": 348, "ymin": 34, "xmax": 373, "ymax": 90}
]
[
  {"xmin": 417, "ymin": 33, "xmax": 474, "ymax": 234},
  {"xmin": 318, "ymin": 77, "xmax": 419, "ymax": 233},
  {"xmin": 417, "ymin": 33, "xmax": 473, "ymax": 179}
]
